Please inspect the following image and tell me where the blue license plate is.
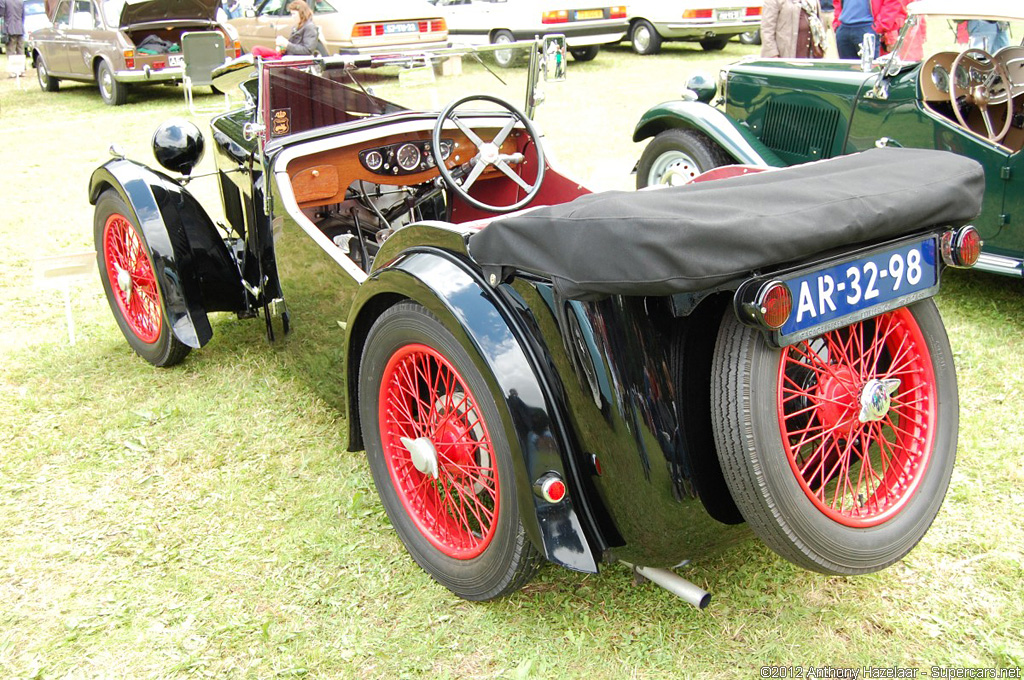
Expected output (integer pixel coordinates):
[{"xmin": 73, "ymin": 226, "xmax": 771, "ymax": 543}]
[
  {"xmin": 776, "ymin": 236, "xmax": 939, "ymax": 344},
  {"xmin": 384, "ymin": 22, "xmax": 418, "ymax": 34}
]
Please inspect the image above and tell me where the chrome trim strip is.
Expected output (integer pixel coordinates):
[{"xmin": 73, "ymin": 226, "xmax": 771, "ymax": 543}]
[{"xmin": 975, "ymin": 252, "xmax": 1024, "ymax": 277}]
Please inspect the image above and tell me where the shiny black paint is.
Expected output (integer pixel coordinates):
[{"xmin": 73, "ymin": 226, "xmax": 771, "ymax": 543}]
[
  {"xmin": 89, "ymin": 159, "xmax": 247, "ymax": 348},
  {"xmin": 346, "ymin": 249, "xmax": 601, "ymax": 574}
]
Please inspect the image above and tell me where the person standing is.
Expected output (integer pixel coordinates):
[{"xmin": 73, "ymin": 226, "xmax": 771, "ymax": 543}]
[
  {"xmin": 761, "ymin": 0, "xmax": 827, "ymax": 59},
  {"xmin": 0, "ymin": 0, "xmax": 25, "ymax": 68},
  {"xmin": 967, "ymin": 20, "xmax": 1011, "ymax": 53},
  {"xmin": 819, "ymin": 0, "xmax": 835, "ymax": 55},
  {"xmin": 833, "ymin": 0, "xmax": 906, "ymax": 60},
  {"xmin": 251, "ymin": 0, "xmax": 317, "ymax": 59}
]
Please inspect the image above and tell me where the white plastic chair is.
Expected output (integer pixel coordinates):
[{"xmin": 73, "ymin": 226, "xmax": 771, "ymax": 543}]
[{"xmin": 181, "ymin": 31, "xmax": 231, "ymax": 115}]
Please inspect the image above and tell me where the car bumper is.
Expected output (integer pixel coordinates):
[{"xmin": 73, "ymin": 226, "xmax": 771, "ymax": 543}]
[
  {"xmin": 656, "ymin": 20, "xmax": 759, "ymax": 39},
  {"xmin": 508, "ymin": 24, "xmax": 627, "ymax": 46},
  {"xmin": 114, "ymin": 66, "xmax": 185, "ymax": 83},
  {"xmin": 332, "ymin": 38, "xmax": 450, "ymax": 56}
]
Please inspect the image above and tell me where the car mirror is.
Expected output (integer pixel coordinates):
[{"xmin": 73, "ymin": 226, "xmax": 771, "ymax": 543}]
[{"xmin": 542, "ymin": 34, "xmax": 566, "ymax": 82}]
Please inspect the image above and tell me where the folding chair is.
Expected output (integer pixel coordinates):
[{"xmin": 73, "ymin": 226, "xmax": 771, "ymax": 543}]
[{"xmin": 181, "ymin": 31, "xmax": 231, "ymax": 115}]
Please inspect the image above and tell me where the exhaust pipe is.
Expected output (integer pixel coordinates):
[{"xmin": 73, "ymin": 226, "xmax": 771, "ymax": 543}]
[{"xmin": 623, "ymin": 562, "xmax": 711, "ymax": 609}]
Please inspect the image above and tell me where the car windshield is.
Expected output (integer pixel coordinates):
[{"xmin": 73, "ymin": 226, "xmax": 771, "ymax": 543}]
[
  {"xmin": 895, "ymin": 13, "xmax": 1024, "ymax": 62},
  {"xmin": 246, "ymin": 43, "xmax": 566, "ymax": 141},
  {"xmin": 25, "ymin": 0, "xmax": 46, "ymax": 15}
]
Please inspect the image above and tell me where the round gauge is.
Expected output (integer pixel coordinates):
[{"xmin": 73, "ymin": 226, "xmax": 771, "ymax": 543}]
[
  {"xmin": 955, "ymin": 64, "xmax": 970, "ymax": 90},
  {"xmin": 931, "ymin": 65, "xmax": 949, "ymax": 94},
  {"xmin": 396, "ymin": 143, "xmax": 422, "ymax": 172},
  {"xmin": 438, "ymin": 140, "xmax": 452, "ymax": 161},
  {"xmin": 364, "ymin": 150, "xmax": 383, "ymax": 172}
]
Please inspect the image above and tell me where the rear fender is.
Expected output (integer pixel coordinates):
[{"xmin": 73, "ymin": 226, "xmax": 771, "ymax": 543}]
[
  {"xmin": 633, "ymin": 100, "xmax": 787, "ymax": 168},
  {"xmin": 345, "ymin": 246, "xmax": 600, "ymax": 574},
  {"xmin": 89, "ymin": 158, "xmax": 247, "ymax": 348}
]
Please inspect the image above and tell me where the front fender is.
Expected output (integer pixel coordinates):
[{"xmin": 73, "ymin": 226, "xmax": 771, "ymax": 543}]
[
  {"xmin": 633, "ymin": 100, "xmax": 787, "ymax": 168},
  {"xmin": 345, "ymin": 248, "xmax": 600, "ymax": 574},
  {"xmin": 89, "ymin": 158, "xmax": 246, "ymax": 348}
]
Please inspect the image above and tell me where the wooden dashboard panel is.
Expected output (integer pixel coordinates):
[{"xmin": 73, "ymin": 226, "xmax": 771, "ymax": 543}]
[{"xmin": 286, "ymin": 128, "xmax": 521, "ymax": 209}]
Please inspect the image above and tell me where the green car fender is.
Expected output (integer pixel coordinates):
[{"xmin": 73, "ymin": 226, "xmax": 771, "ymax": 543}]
[{"xmin": 633, "ymin": 100, "xmax": 787, "ymax": 168}]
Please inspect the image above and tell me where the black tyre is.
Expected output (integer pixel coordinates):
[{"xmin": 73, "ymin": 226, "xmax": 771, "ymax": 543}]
[
  {"xmin": 569, "ymin": 45, "xmax": 599, "ymax": 61},
  {"xmin": 738, "ymin": 29, "xmax": 761, "ymax": 45},
  {"xmin": 635, "ymin": 128, "xmax": 731, "ymax": 189},
  {"xmin": 94, "ymin": 190, "xmax": 191, "ymax": 367},
  {"xmin": 700, "ymin": 37, "xmax": 729, "ymax": 51},
  {"xmin": 491, "ymin": 29, "xmax": 518, "ymax": 68},
  {"xmin": 710, "ymin": 300, "xmax": 958, "ymax": 574},
  {"xmin": 97, "ymin": 60, "xmax": 127, "ymax": 106},
  {"xmin": 358, "ymin": 302, "xmax": 541, "ymax": 600},
  {"xmin": 36, "ymin": 54, "xmax": 59, "ymax": 91},
  {"xmin": 630, "ymin": 19, "xmax": 662, "ymax": 55}
]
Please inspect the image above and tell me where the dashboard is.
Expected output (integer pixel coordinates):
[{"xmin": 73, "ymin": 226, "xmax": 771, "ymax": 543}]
[{"xmin": 920, "ymin": 47, "xmax": 1024, "ymax": 102}]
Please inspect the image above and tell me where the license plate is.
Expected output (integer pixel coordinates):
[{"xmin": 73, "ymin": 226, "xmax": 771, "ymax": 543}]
[
  {"xmin": 575, "ymin": 8, "xmax": 604, "ymax": 20},
  {"xmin": 775, "ymin": 236, "xmax": 939, "ymax": 345},
  {"xmin": 717, "ymin": 9, "xmax": 742, "ymax": 21},
  {"xmin": 168, "ymin": 54, "xmax": 184, "ymax": 67},
  {"xmin": 384, "ymin": 22, "xmax": 418, "ymax": 34}
]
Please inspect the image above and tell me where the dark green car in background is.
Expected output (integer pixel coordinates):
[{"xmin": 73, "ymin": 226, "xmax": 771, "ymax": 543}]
[{"xmin": 633, "ymin": 0, "xmax": 1024, "ymax": 280}]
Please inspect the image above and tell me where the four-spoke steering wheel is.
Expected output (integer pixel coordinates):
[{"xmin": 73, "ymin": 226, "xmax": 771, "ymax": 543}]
[
  {"xmin": 950, "ymin": 48, "xmax": 1012, "ymax": 143},
  {"xmin": 431, "ymin": 94, "xmax": 545, "ymax": 213}
]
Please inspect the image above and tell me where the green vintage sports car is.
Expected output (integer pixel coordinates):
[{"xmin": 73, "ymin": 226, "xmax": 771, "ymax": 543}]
[{"xmin": 633, "ymin": 0, "xmax": 1024, "ymax": 280}]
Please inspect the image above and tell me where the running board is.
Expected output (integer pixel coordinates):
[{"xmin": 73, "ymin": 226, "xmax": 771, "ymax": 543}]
[
  {"xmin": 975, "ymin": 252, "xmax": 1024, "ymax": 278},
  {"xmin": 622, "ymin": 562, "xmax": 711, "ymax": 609}
]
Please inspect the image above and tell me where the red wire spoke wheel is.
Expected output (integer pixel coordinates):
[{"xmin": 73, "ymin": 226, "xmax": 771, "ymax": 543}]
[
  {"xmin": 378, "ymin": 343, "xmax": 500, "ymax": 559},
  {"xmin": 777, "ymin": 308, "xmax": 936, "ymax": 527},
  {"xmin": 103, "ymin": 213, "xmax": 162, "ymax": 344},
  {"xmin": 359, "ymin": 302, "xmax": 540, "ymax": 600},
  {"xmin": 93, "ymin": 190, "xmax": 190, "ymax": 367},
  {"xmin": 712, "ymin": 300, "xmax": 958, "ymax": 574}
]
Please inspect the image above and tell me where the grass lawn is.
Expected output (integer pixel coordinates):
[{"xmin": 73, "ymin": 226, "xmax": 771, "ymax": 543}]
[{"xmin": 0, "ymin": 41, "xmax": 1022, "ymax": 679}]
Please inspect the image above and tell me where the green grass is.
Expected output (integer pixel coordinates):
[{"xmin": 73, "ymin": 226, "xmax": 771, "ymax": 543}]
[{"xmin": 1, "ymin": 43, "xmax": 1023, "ymax": 679}]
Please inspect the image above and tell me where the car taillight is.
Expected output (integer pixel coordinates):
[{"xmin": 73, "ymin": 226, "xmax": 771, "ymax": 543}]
[
  {"xmin": 124, "ymin": 49, "xmax": 135, "ymax": 69},
  {"xmin": 542, "ymin": 10, "xmax": 569, "ymax": 23},
  {"xmin": 233, "ymin": 40, "xmax": 241, "ymax": 57},
  {"xmin": 418, "ymin": 20, "xmax": 428, "ymax": 33},
  {"xmin": 683, "ymin": 9, "xmax": 714, "ymax": 19},
  {"xmin": 533, "ymin": 473, "xmax": 567, "ymax": 503},
  {"xmin": 941, "ymin": 226, "xmax": 982, "ymax": 268},
  {"xmin": 746, "ymin": 6, "xmax": 761, "ymax": 16},
  {"xmin": 610, "ymin": 5, "xmax": 626, "ymax": 19},
  {"xmin": 352, "ymin": 23, "xmax": 372, "ymax": 38},
  {"xmin": 735, "ymin": 279, "xmax": 793, "ymax": 331},
  {"xmin": 432, "ymin": 18, "xmax": 446, "ymax": 32}
]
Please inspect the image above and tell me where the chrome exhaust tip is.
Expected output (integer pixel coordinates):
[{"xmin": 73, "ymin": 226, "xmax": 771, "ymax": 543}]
[{"xmin": 623, "ymin": 562, "xmax": 711, "ymax": 609}]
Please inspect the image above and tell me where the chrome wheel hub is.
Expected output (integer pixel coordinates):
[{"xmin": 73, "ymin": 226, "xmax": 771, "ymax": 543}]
[
  {"xmin": 115, "ymin": 265, "xmax": 132, "ymax": 297},
  {"xmin": 858, "ymin": 378, "xmax": 901, "ymax": 423},
  {"xmin": 401, "ymin": 436, "xmax": 439, "ymax": 479}
]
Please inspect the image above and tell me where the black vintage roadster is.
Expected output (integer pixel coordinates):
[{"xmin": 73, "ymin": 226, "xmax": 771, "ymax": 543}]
[{"xmin": 90, "ymin": 39, "xmax": 984, "ymax": 607}]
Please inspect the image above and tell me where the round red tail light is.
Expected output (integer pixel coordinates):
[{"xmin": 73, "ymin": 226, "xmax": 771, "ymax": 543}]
[
  {"xmin": 941, "ymin": 226, "xmax": 982, "ymax": 268},
  {"xmin": 759, "ymin": 282, "xmax": 793, "ymax": 330}
]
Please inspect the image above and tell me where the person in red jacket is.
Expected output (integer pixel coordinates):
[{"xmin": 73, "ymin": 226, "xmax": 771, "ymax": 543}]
[{"xmin": 833, "ymin": 0, "xmax": 907, "ymax": 59}]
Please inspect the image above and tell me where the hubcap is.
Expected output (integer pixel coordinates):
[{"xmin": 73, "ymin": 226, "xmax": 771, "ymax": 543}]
[
  {"xmin": 401, "ymin": 436, "xmax": 439, "ymax": 479},
  {"xmin": 634, "ymin": 26, "xmax": 651, "ymax": 52},
  {"xmin": 858, "ymin": 378, "xmax": 901, "ymax": 423},
  {"xmin": 651, "ymin": 150, "xmax": 699, "ymax": 186}
]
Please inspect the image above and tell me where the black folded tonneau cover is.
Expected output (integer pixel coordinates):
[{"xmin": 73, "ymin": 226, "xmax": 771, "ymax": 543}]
[{"xmin": 467, "ymin": 148, "xmax": 984, "ymax": 300}]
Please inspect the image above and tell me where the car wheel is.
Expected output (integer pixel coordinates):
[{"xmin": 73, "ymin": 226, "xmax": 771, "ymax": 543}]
[
  {"xmin": 96, "ymin": 60, "xmax": 127, "ymax": 106},
  {"xmin": 36, "ymin": 54, "xmax": 59, "ymax": 92},
  {"xmin": 94, "ymin": 190, "xmax": 191, "ymax": 367},
  {"xmin": 738, "ymin": 29, "xmax": 761, "ymax": 45},
  {"xmin": 569, "ymin": 45, "xmax": 599, "ymax": 61},
  {"xmin": 630, "ymin": 19, "xmax": 662, "ymax": 55},
  {"xmin": 491, "ymin": 29, "xmax": 518, "ymax": 68},
  {"xmin": 700, "ymin": 37, "xmax": 729, "ymax": 51},
  {"xmin": 710, "ymin": 300, "xmax": 958, "ymax": 574},
  {"xmin": 635, "ymin": 128, "xmax": 731, "ymax": 189},
  {"xmin": 358, "ymin": 301, "xmax": 542, "ymax": 600}
]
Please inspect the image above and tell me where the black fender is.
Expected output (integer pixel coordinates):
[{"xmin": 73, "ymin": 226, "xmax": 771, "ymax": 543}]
[
  {"xmin": 89, "ymin": 158, "xmax": 247, "ymax": 348},
  {"xmin": 344, "ymin": 240, "xmax": 600, "ymax": 574},
  {"xmin": 633, "ymin": 99, "xmax": 787, "ymax": 167}
]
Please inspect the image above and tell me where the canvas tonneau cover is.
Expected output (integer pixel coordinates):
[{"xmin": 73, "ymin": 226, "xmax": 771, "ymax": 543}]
[{"xmin": 467, "ymin": 148, "xmax": 984, "ymax": 300}]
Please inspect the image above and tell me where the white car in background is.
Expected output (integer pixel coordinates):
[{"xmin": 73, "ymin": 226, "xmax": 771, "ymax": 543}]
[
  {"xmin": 433, "ymin": 0, "xmax": 627, "ymax": 66},
  {"xmin": 625, "ymin": 0, "xmax": 762, "ymax": 54}
]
